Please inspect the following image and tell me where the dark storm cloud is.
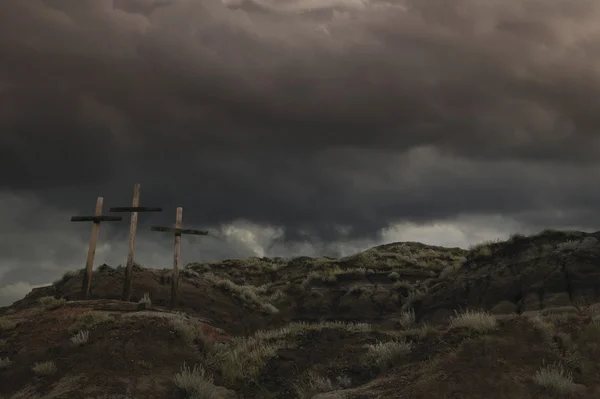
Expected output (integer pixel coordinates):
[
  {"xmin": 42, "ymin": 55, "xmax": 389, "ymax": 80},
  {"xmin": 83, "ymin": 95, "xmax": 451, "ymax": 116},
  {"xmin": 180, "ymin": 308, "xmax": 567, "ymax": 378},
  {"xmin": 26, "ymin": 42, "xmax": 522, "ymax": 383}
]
[{"xmin": 1, "ymin": 0, "xmax": 600, "ymax": 244}]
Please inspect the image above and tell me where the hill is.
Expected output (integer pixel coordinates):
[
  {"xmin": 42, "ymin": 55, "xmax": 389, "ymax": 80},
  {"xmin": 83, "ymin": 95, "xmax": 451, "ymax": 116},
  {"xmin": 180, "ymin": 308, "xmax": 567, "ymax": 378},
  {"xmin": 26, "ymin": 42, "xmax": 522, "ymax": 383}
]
[{"xmin": 1, "ymin": 229, "xmax": 600, "ymax": 398}]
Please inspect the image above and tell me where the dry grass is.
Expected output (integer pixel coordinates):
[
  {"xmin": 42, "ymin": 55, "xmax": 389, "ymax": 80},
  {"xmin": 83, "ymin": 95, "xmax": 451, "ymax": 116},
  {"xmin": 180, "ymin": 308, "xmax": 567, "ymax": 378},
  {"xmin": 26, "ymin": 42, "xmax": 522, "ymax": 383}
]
[
  {"xmin": 0, "ymin": 357, "xmax": 12, "ymax": 369},
  {"xmin": 556, "ymin": 240, "xmax": 582, "ymax": 251},
  {"xmin": 138, "ymin": 292, "xmax": 152, "ymax": 306},
  {"xmin": 203, "ymin": 273, "xmax": 279, "ymax": 314},
  {"xmin": 38, "ymin": 296, "xmax": 66, "ymax": 310},
  {"xmin": 169, "ymin": 316, "xmax": 210, "ymax": 349},
  {"xmin": 53, "ymin": 269, "xmax": 80, "ymax": 285},
  {"xmin": 448, "ymin": 309, "xmax": 498, "ymax": 333},
  {"xmin": 397, "ymin": 309, "xmax": 416, "ymax": 329},
  {"xmin": 533, "ymin": 362, "xmax": 579, "ymax": 394},
  {"xmin": 364, "ymin": 339, "xmax": 413, "ymax": 370},
  {"xmin": 293, "ymin": 371, "xmax": 337, "ymax": 398},
  {"xmin": 0, "ymin": 317, "xmax": 17, "ymax": 331},
  {"xmin": 31, "ymin": 361, "xmax": 57, "ymax": 376},
  {"xmin": 70, "ymin": 330, "xmax": 90, "ymax": 346},
  {"xmin": 68, "ymin": 311, "xmax": 113, "ymax": 333},
  {"xmin": 215, "ymin": 335, "xmax": 287, "ymax": 384},
  {"xmin": 212, "ymin": 320, "xmax": 371, "ymax": 384},
  {"xmin": 174, "ymin": 363, "xmax": 222, "ymax": 399},
  {"xmin": 528, "ymin": 314, "xmax": 556, "ymax": 343}
]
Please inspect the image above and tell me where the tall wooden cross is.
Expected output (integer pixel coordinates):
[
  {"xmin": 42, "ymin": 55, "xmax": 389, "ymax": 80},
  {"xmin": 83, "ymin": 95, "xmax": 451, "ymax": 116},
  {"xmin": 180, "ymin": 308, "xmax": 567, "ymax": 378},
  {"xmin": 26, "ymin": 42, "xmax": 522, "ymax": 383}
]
[
  {"xmin": 149, "ymin": 207, "xmax": 208, "ymax": 309},
  {"xmin": 71, "ymin": 197, "xmax": 123, "ymax": 299},
  {"xmin": 109, "ymin": 183, "xmax": 162, "ymax": 302}
]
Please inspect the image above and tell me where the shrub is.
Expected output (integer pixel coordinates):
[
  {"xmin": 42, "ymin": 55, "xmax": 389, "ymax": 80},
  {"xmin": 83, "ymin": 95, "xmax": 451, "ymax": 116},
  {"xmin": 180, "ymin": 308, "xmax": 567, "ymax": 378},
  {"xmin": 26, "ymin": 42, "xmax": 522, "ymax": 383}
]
[
  {"xmin": 397, "ymin": 309, "xmax": 416, "ymax": 329},
  {"xmin": 174, "ymin": 363, "xmax": 221, "ymax": 399},
  {"xmin": 0, "ymin": 317, "xmax": 17, "ymax": 331},
  {"xmin": 69, "ymin": 311, "xmax": 112, "ymax": 333},
  {"xmin": 216, "ymin": 337, "xmax": 285, "ymax": 384},
  {"xmin": 0, "ymin": 357, "xmax": 12, "ymax": 369},
  {"xmin": 38, "ymin": 296, "xmax": 66, "ymax": 310},
  {"xmin": 364, "ymin": 339, "xmax": 413, "ymax": 370},
  {"xmin": 32, "ymin": 361, "xmax": 57, "ymax": 376},
  {"xmin": 448, "ymin": 309, "xmax": 497, "ymax": 333},
  {"xmin": 169, "ymin": 317, "xmax": 207, "ymax": 347},
  {"xmin": 138, "ymin": 292, "xmax": 152, "ymax": 306},
  {"xmin": 70, "ymin": 330, "xmax": 90, "ymax": 346},
  {"xmin": 533, "ymin": 362, "xmax": 579, "ymax": 394},
  {"xmin": 53, "ymin": 269, "xmax": 80, "ymax": 285},
  {"xmin": 203, "ymin": 273, "xmax": 279, "ymax": 314},
  {"xmin": 293, "ymin": 371, "xmax": 336, "ymax": 398}
]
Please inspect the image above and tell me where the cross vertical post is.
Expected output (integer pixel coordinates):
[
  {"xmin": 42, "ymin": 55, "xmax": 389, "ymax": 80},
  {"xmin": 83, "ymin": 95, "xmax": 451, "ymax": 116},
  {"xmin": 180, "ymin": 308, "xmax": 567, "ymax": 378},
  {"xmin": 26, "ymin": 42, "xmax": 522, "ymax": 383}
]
[
  {"xmin": 172, "ymin": 207, "xmax": 183, "ymax": 309},
  {"xmin": 109, "ymin": 183, "xmax": 162, "ymax": 302},
  {"xmin": 149, "ymin": 208, "xmax": 208, "ymax": 309},
  {"xmin": 71, "ymin": 197, "xmax": 123, "ymax": 299}
]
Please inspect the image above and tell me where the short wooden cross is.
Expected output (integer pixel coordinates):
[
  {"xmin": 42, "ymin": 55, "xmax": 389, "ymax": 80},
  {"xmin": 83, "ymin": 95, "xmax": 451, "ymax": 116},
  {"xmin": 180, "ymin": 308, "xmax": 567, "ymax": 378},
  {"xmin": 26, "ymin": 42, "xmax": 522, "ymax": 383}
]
[
  {"xmin": 149, "ymin": 207, "xmax": 208, "ymax": 309},
  {"xmin": 109, "ymin": 183, "xmax": 162, "ymax": 302},
  {"xmin": 71, "ymin": 197, "xmax": 123, "ymax": 299}
]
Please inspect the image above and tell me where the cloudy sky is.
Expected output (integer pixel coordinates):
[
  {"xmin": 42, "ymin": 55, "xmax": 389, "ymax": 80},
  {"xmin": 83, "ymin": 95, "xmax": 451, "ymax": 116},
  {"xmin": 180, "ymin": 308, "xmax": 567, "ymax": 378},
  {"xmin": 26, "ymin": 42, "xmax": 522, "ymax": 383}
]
[{"xmin": 1, "ymin": 0, "xmax": 600, "ymax": 306}]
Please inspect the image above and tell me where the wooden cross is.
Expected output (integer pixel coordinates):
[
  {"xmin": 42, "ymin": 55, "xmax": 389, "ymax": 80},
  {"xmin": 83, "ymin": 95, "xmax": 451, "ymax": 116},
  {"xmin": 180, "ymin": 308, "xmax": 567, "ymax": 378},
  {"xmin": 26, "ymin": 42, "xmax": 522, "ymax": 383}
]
[
  {"xmin": 149, "ymin": 207, "xmax": 208, "ymax": 309},
  {"xmin": 109, "ymin": 183, "xmax": 162, "ymax": 302},
  {"xmin": 71, "ymin": 197, "xmax": 123, "ymax": 299}
]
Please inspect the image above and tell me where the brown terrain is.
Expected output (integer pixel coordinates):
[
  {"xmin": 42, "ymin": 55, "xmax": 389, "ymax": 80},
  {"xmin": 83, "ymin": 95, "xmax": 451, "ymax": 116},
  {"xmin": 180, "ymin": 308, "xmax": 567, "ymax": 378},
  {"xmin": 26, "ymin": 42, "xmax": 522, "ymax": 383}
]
[{"xmin": 2, "ymin": 229, "xmax": 600, "ymax": 398}]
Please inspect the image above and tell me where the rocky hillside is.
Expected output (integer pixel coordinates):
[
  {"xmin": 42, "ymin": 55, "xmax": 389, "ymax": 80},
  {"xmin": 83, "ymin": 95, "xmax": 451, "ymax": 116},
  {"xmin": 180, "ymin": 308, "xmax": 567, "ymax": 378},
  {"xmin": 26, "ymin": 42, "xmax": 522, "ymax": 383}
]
[{"xmin": 1, "ymin": 229, "xmax": 600, "ymax": 398}]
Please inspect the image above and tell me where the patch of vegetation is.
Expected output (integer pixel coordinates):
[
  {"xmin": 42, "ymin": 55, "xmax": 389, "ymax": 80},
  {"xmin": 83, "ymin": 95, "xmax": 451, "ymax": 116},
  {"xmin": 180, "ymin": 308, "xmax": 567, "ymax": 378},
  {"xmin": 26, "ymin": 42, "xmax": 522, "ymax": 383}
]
[
  {"xmin": 528, "ymin": 314, "xmax": 555, "ymax": 343},
  {"xmin": 202, "ymin": 273, "xmax": 279, "ymax": 314},
  {"xmin": 96, "ymin": 264, "xmax": 114, "ymax": 272},
  {"xmin": 533, "ymin": 362, "xmax": 579, "ymax": 395},
  {"xmin": 0, "ymin": 317, "xmax": 17, "ymax": 331},
  {"xmin": 556, "ymin": 239, "xmax": 582, "ymax": 251},
  {"xmin": 138, "ymin": 292, "xmax": 152, "ymax": 306},
  {"xmin": 0, "ymin": 357, "xmax": 12, "ymax": 369},
  {"xmin": 304, "ymin": 266, "xmax": 345, "ymax": 285},
  {"xmin": 174, "ymin": 362, "xmax": 222, "ymax": 399},
  {"xmin": 216, "ymin": 335, "xmax": 287, "ymax": 384},
  {"xmin": 38, "ymin": 296, "xmax": 66, "ymax": 310},
  {"xmin": 397, "ymin": 309, "xmax": 416, "ymax": 330},
  {"xmin": 439, "ymin": 263, "xmax": 462, "ymax": 279},
  {"xmin": 401, "ymin": 324, "xmax": 437, "ymax": 340},
  {"xmin": 507, "ymin": 232, "xmax": 527, "ymax": 243},
  {"xmin": 342, "ymin": 244, "xmax": 465, "ymax": 272},
  {"xmin": 53, "ymin": 269, "xmax": 81, "ymax": 285},
  {"xmin": 572, "ymin": 323, "xmax": 600, "ymax": 380},
  {"xmin": 212, "ymin": 320, "xmax": 371, "ymax": 385},
  {"xmin": 169, "ymin": 316, "xmax": 209, "ymax": 348},
  {"xmin": 293, "ymin": 371, "xmax": 339, "ymax": 398},
  {"xmin": 31, "ymin": 360, "xmax": 57, "ymax": 376},
  {"xmin": 68, "ymin": 311, "xmax": 113, "ymax": 333},
  {"xmin": 400, "ymin": 285, "xmax": 429, "ymax": 313},
  {"xmin": 468, "ymin": 240, "xmax": 496, "ymax": 257},
  {"xmin": 364, "ymin": 339, "xmax": 413, "ymax": 371},
  {"xmin": 448, "ymin": 309, "xmax": 498, "ymax": 333},
  {"xmin": 70, "ymin": 330, "xmax": 90, "ymax": 346},
  {"xmin": 183, "ymin": 268, "xmax": 201, "ymax": 278}
]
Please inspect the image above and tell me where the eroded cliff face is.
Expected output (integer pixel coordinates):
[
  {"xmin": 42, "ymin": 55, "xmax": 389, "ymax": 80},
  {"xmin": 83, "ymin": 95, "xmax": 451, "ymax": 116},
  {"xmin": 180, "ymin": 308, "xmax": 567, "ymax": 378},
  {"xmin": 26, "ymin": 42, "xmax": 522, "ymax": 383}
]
[{"xmin": 414, "ymin": 231, "xmax": 600, "ymax": 324}]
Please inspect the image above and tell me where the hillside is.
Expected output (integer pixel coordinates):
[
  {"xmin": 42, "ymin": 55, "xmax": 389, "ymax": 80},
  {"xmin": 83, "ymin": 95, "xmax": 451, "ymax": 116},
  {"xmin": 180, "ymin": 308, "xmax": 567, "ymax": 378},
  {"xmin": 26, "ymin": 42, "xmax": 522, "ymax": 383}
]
[{"xmin": 1, "ymin": 229, "xmax": 600, "ymax": 398}]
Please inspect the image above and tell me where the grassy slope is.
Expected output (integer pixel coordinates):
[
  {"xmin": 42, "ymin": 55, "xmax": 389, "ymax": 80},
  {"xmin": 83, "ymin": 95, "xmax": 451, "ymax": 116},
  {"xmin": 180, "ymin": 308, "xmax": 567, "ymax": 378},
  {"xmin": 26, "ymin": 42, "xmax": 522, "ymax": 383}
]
[{"xmin": 1, "ymin": 229, "xmax": 600, "ymax": 398}]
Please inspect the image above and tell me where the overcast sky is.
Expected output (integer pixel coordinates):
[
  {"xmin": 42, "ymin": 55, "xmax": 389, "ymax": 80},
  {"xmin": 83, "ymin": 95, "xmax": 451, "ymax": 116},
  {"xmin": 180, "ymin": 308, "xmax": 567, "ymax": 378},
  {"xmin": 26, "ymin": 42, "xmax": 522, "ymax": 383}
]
[{"xmin": 1, "ymin": 0, "xmax": 600, "ymax": 306}]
